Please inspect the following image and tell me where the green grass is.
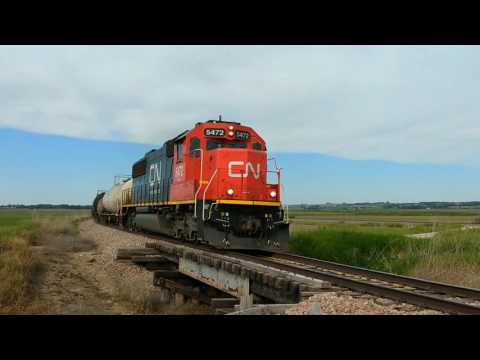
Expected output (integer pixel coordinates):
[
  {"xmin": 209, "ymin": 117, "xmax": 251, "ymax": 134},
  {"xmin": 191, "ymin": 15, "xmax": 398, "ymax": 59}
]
[
  {"xmin": 290, "ymin": 225, "xmax": 480, "ymax": 288},
  {"xmin": 292, "ymin": 222, "xmax": 461, "ymax": 235},
  {"xmin": 289, "ymin": 208, "xmax": 480, "ymax": 226},
  {"xmin": 290, "ymin": 228, "xmax": 415, "ymax": 273},
  {"xmin": 290, "ymin": 208, "xmax": 480, "ymax": 217},
  {"xmin": 0, "ymin": 209, "xmax": 90, "ymax": 241}
]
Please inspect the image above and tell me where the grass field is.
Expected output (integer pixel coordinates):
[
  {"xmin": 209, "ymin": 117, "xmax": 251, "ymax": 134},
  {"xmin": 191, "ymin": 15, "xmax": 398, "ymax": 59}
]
[
  {"xmin": 289, "ymin": 208, "xmax": 480, "ymax": 225},
  {"xmin": 290, "ymin": 222, "xmax": 462, "ymax": 235},
  {"xmin": 0, "ymin": 209, "xmax": 90, "ymax": 313},
  {"xmin": 290, "ymin": 208, "xmax": 480, "ymax": 217},
  {"xmin": 289, "ymin": 209, "xmax": 480, "ymax": 288},
  {"xmin": 0, "ymin": 209, "xmax": 91, "ymax": 241}
]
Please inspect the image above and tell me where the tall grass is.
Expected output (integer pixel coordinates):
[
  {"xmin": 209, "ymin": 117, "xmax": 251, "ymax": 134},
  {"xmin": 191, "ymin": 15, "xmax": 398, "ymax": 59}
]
[
  {"xmin": 290, "ymin": 228, "xmax": 414, "ymax": 273},
  {"xmin": 290, "ymin": 226, "xmax": 480, "ymax": 288},
  {"xmin": 293, "ymin": 222, "xmax": 460, "ymax": 235},
  {"xmin": 0, "ymin": 236, "xmax": 38, "ymax": 313},
  {"xmin": 406, "ymin": 230, "xmax": 480, "ymax": 288},
  {"xmin": 0, "ymin": 209, "xmax": 90, "ymax": 313}
]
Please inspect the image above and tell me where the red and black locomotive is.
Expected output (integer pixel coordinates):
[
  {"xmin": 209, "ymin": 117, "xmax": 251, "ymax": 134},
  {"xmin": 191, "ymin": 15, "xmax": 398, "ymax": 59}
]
[{"xmin": 92, "ymin": 118, "xmax": 290, "ymax": 251}]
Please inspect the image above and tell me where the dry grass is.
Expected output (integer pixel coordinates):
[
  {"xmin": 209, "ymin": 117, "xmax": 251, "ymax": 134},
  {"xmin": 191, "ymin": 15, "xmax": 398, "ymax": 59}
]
[
  {"xmin": 289, "ymin": 222, "xmax": 318, "ymax": 233},
  {"xmin": 407, "ymin": 230, "xmax": 480, "ymax": 288},
  {"xmin": 112, "ymin": 279, "xmax": 153, "ymax": 314},
  {"xmin": 411, "ymin": 261, "xmax": 480, "ymax": 289},
  {"xmin": 0, "ymin": 210, "xmax": 90, "ymax": 314},
  {"xmin": 28, "ymin": 213, "xmax": 88, "ymax": 241},
  {"xmin": 112, "ymin": 279, "xmax": 213, "ymax": 315},
  {"xmin": 0, "ymin": 236, "xmax": 40, "ymax": 313}
]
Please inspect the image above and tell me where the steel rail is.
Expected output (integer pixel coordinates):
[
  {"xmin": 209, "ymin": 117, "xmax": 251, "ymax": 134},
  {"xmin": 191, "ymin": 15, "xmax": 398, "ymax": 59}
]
[
  {"xmin": 229, "ymin": 252, "xmax": 480, "ymax": 315},
  {"xmin": 267, "ymin": 252, "xmax": 480, "ymax": 300}
]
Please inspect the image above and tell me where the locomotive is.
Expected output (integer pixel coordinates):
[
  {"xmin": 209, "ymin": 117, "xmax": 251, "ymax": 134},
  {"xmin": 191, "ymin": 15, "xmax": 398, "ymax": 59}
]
[{"xmin": 92, "ymin": 118, "xmax": 290, "ymax": 251}]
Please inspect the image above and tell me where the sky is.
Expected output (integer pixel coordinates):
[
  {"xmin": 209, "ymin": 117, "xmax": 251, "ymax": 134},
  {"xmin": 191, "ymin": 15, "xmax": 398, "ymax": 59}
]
[{"xmin": 0, "ymin": 45, "xmax": 479, "ymax": 205}]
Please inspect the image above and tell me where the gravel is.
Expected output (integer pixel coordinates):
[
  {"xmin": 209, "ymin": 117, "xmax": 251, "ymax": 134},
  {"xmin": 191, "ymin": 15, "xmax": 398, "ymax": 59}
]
[{"xmin": 285, "ymin": 291, "xmax": 444, "ymax": 315}]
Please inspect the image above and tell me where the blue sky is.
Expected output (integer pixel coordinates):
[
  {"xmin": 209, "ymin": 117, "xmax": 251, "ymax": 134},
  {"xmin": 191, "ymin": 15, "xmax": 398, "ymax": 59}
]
[
  {"xmin": 0, "ymin": 128, "xmax": 150, "ymax": 205},
  {"xmin": 1, "ymin": 128, "xmax": 479, "ymax": 205},
  {"xmin": 1, "ymin": 46, "xmax": 480, "ymax": 204}
]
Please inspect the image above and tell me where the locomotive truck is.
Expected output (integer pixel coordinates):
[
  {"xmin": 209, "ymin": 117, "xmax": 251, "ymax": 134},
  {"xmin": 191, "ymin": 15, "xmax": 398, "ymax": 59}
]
[{"xmin": 92, "ymin": 118, "xmax": 290, "ymax": 251}]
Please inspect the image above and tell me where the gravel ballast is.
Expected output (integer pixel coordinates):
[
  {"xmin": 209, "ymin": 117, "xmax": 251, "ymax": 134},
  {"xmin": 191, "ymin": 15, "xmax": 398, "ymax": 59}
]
[{"xmin": 285, "ymin": 292, "xmax": 444, "ymax": 315}]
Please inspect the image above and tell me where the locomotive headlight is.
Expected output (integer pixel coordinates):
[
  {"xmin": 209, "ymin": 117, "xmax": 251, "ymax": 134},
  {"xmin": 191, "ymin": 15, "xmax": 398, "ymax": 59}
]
[
  {"xmin": 228, "ymin": 131, "xmax": 234, "ymax": 136},
  {"xmin": 270, "ymin": 190, "xmax": 277, "ymax": 198},
  {"xmin": 228, "ymin": 125, "xmax": 234, "ymax": 130},
  {"xmin": 227, "ymin": 188, "xmax": 235, "ymax": 196}
]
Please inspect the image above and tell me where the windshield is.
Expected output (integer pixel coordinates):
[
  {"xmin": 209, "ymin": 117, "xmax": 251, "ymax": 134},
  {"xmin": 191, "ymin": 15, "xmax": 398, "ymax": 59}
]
[{"xmin": 207, "ymin": 140, "xmax": 247, "ymax": 151}]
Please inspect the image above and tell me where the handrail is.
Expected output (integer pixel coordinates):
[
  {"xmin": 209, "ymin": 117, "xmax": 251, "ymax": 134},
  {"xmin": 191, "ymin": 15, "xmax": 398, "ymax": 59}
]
[
  {"xmin": 192, "ymin": 149, "xmax": 203, "ymax": 218},
  {"xmin": 281, "ymin": 183, "xmax": 289, "ymax": 223},
  {"xmin": 267, "ymin": 157, "xmax": 280, "ymax": 171},
  {"xmin": 202, "ymin": 168, "xmax": 218, "ymax": 221}
]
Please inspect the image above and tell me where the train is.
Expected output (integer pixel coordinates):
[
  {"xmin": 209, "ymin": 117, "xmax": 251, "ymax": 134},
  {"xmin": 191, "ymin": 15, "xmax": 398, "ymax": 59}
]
[{"xmin": 92, "ymin": 118, "xmax": 290, "ymax": 251}]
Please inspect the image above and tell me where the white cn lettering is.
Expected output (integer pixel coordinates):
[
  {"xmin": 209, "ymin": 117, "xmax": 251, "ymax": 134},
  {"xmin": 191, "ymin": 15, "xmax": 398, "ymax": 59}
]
[
  {"xmin": 228, "ymin": 161, "xmax": 260, "ymax": 179},
  {"xmin": 228, "ymin": 161, "xmax": 244, "ymax": 178},
  {"xmin": 149, "ymin": 162, "xmax": 161, "ymax": 186},
  {"xmin": 246, "ymin": 162, "xmax": 260, "ymax": 179}
]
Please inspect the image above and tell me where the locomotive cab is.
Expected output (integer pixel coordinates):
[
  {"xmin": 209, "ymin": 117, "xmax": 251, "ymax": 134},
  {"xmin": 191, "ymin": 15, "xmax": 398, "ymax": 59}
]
[{"xmin": 169, "ymin": 120, "xmax": 289, "ymax": 250}]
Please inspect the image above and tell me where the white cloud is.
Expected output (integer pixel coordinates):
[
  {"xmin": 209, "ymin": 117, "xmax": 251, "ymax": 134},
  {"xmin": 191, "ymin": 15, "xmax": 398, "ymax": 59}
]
[{"xmin": 1, "ymin": 45, "xmax": 480, "ymax": 165}]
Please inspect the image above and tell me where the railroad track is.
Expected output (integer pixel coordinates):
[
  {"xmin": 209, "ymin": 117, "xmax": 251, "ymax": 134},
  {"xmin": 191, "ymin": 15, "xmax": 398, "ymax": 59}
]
[
  {"xmin": 230, "ymin": 251, "xmax": 480, "ymax": 315},
  {"xmin": 100, "ymin": 222, "xmax": 480, "ymax": 314}
]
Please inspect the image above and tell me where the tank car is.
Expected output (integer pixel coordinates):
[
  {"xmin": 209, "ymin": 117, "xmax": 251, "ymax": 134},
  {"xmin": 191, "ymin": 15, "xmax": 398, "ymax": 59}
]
[
  {"xmin": 91, "ymin": 178, "xmax": 131, "ymax": 224},
  {"xmin": 93, "ymin": 118, "xmax": 290, "ymax": 251}
]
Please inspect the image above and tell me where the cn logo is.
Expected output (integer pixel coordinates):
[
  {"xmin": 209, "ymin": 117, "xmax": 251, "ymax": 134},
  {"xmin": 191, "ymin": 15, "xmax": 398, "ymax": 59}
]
[
  {"xmin": 228, "ymin": 161, "xmax": 260, "ymax": 179},
  {"xmin": 149, "ymin": 162, "xmax": 161, "ymax": 186}
]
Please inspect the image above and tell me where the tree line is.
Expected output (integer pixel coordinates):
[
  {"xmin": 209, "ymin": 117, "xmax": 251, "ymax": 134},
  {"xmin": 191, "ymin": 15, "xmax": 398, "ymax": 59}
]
[{"xmin": 0, "ymin": 204, "xmax": 91, "ymax": 209}]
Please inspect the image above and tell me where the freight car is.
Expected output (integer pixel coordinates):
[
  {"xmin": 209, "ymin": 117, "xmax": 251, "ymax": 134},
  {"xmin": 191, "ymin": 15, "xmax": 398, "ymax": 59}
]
[{"xmin": 92, "ymin": 118, "xmax": 289, "ymax": 251}]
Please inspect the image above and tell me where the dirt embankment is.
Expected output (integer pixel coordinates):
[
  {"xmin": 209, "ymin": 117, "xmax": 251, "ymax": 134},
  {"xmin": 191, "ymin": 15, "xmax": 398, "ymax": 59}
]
[{"xmin": 30, "ymin": 219, "xmax": 210, "ymax": 314}]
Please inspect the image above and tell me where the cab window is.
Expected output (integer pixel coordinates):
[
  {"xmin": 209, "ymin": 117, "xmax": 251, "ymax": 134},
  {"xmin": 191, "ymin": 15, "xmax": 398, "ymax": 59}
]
[
  {"xmin": 207, "ymin": 140, "xmax": 247, "ymax": 151},
  {"xmin": 176, "ymin": 140, "xmax": 184, "ymax": 162},
  {"xmin": 252, "ymin": 143, "xmax": 263, "ymax": 151},
  {"xmin": 189, "ymin": 137, "xmax": 201, "ymax": 157},
  {"xmin": 207, "ymin": 140, "xmax": 224, "ymax": 150},
  {"xmin": 229, "ymin": 142, "xmax": 247, "ymax": 148}
]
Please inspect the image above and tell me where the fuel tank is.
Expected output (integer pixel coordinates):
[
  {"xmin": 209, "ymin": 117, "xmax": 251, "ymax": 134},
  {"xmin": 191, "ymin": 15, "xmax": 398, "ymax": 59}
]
[{"xmin": 135, "ymin": 213, "xmax": 161, "ymax": 233}]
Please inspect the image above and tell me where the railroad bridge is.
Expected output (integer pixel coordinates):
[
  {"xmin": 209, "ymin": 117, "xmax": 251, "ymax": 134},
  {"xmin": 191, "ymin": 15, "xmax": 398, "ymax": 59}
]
[{"xmin": 115, "ymin": 237, "xmax": 331, "ymax": 314}]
